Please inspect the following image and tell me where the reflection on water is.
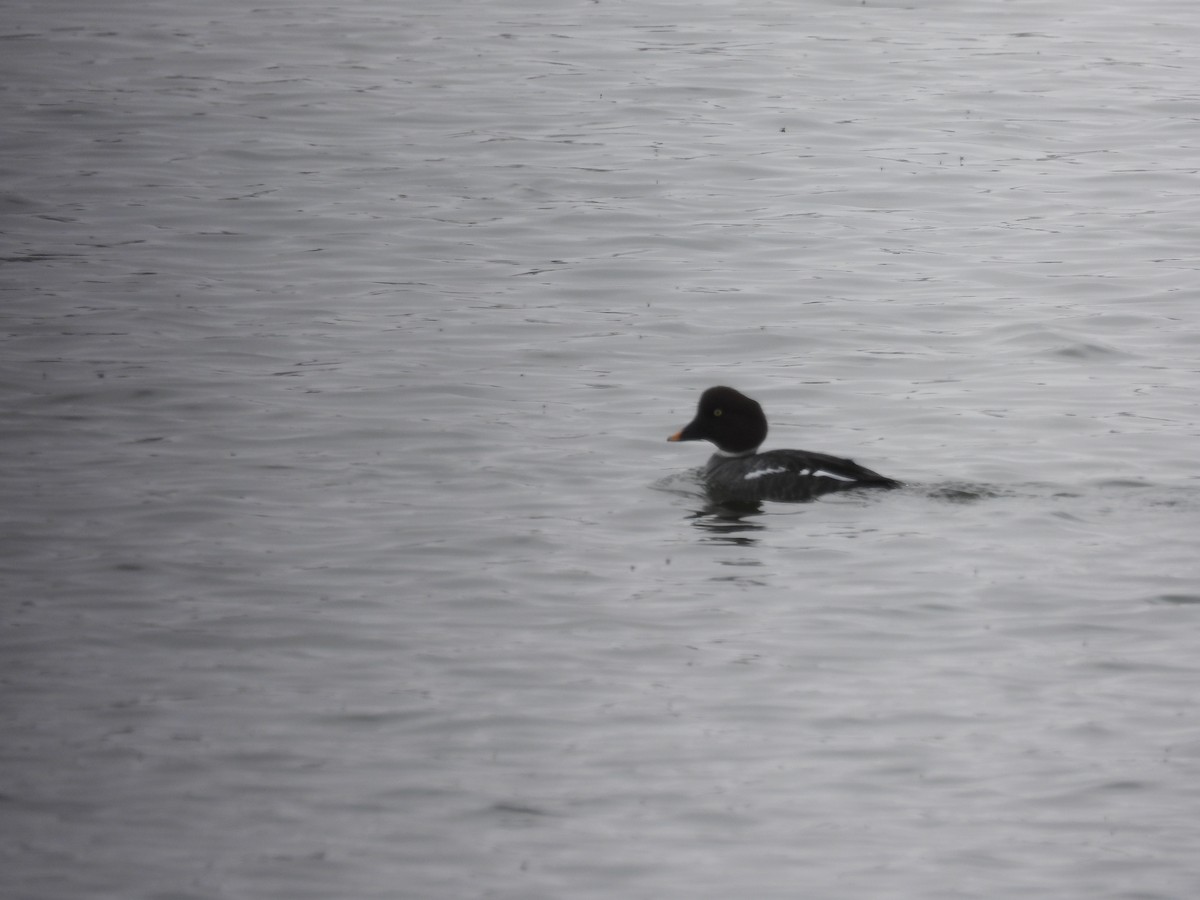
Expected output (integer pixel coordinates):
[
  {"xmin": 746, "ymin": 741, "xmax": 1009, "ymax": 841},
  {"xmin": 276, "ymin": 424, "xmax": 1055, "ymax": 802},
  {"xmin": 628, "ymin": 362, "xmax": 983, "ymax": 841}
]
[{"xmin": 695, "ymin": 524, "xmax": 764, "ymax": 544}]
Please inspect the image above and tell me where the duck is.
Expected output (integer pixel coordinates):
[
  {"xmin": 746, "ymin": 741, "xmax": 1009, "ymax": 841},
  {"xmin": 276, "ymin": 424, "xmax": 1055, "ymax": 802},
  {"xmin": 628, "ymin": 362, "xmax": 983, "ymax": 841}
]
[{"xmin": 668, "ymin": 386, "xmax": 900, "ymax": 502}]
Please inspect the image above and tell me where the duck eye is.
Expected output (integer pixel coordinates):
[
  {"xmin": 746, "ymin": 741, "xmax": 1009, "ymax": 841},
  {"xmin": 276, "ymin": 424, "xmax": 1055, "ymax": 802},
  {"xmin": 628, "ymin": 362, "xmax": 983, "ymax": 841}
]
[{"xmin": 713, "ymin": 408, "xmax": 723, "ymax": 417}]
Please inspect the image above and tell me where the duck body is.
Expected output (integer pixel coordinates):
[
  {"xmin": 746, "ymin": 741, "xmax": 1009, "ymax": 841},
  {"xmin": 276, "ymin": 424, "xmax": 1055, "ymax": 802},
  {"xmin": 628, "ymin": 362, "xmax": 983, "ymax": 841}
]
[{"xmin": 668, "ymin": 386, "xmax": 900, "ymax": 503}]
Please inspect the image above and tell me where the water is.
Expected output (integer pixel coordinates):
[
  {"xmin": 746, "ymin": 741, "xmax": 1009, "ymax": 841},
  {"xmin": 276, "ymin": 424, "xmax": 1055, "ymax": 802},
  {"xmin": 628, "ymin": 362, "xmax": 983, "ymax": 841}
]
[{"xmin": 3, "ymin": 0, "xmax": 1200, "ymax": 897}]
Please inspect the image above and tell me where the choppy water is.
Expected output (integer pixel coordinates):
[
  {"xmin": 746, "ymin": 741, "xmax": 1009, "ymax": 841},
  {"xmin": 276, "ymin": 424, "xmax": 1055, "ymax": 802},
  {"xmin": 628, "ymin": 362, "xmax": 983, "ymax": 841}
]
[{"xmin": 4, "ymin": 1, "xmax": 1200, "ymax": 897}]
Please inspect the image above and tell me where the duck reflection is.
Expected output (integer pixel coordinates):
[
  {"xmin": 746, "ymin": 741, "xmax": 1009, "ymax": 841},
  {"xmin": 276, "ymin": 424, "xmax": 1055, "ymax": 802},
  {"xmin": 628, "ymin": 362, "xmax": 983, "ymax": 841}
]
[{"xmin": 687, "ymin": 497, "xmax": 766, "ymax": 539}]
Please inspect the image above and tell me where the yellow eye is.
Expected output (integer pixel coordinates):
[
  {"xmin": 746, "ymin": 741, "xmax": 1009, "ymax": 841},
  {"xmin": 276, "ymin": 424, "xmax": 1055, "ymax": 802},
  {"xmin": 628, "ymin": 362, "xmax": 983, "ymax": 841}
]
[{"xmin": 713, "ymin": 408, "xmax": 723, "ymax": 417}]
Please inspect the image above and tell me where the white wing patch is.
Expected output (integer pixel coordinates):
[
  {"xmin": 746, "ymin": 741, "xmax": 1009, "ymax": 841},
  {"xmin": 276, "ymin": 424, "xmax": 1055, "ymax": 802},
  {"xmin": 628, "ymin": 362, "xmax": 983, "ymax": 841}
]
[
  {"xmin": 810, "ymin": 468, "xmax": 856, "ymax": 482},
  {"xmin": 743, "ymin": 466, "xmax": 787, "ymax": 481},
  {"xmin": 744, "ymin": 465, "xmax": 859, "ymax": 483}
]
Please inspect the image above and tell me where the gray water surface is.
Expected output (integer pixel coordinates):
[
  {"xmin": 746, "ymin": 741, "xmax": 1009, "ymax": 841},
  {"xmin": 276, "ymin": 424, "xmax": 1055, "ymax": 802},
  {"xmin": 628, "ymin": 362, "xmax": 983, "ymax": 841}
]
[{"xmin": 3, "ymin": 1, "xmax": 1200, "ymax": 898}]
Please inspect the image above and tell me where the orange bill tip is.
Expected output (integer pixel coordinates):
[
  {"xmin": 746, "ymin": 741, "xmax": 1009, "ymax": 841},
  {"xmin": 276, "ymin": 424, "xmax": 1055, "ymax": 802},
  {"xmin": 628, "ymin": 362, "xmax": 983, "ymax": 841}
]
[{"xmin": 667, "ymin": 431, "xmax": 683, "ymax": 442}]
